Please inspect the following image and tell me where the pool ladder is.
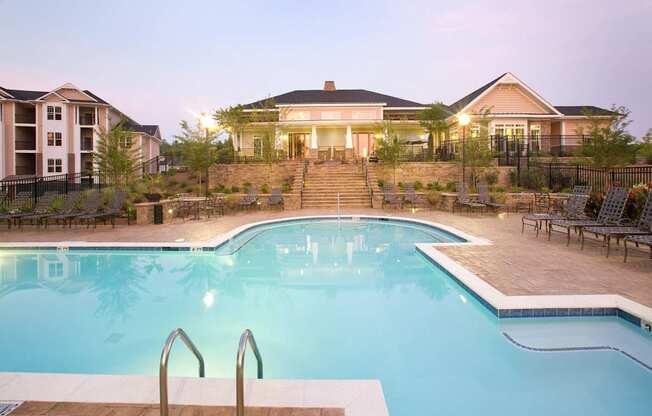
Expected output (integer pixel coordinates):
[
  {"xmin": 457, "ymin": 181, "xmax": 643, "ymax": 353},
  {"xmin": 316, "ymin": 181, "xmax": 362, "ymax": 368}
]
[{"xmin": 159, "ymin": 327, "xmax": 263, "ymax": 416}]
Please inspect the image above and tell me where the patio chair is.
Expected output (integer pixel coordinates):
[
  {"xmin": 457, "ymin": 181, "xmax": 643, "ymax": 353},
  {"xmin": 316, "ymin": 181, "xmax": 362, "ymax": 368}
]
[
  {"xmin": 477, "ymin": 183, "xmax": 508, "ymax": 212},
  {"xmin": 511, "ymin": 193, "xmax": 532, "ymax": 213},
  {"xmin": 0, "ymin": 192, "xmax": 33, "ymax": 229},
  {"xmin": 453, "ymin": 182, "xmax": 485, "ymax": 213},
  {"xmin": 582, "ymin": 191, "xmax": 652, "ymax": 256},
  {"xmin": 624, "ymin": 234, "xmax": 652, "ymax": 262},
  {"xmin": 402, "ymin": 183, "xmax": 420, "ymax": 209},
  {"xmin": 549, "ymin": 186, "xmax": 628, "ymax": 245},
  {"xmin": 268, "ymin": 188, "xmax": 284, "ymax": 210},
  {"xmin": 203, "ymin": 193, "xmax": 225, "ymax": 217},
  {"xmin": 45, "ymin": 192, "xmax": 82, "ymax": 228},
  {"xmin": 238, "ymin": 190, "xmax": 258, "ymax": 210},
  {"xmin": 382, "ymin": 184, "xmax": 402, "ymax": 209},
  {"xmin": 78, "ymin": 191, "xmax": 127, "ymax": 228},
  {"xmin": 67, "ymin": 192, "xmax": 104, "ymax": 227},
  {"xmin": 17, "ymin": 192, "xmax": 60, "ymax": 228},
  {"xmin": 531, "ymin": 192, "xmax": 551, "ymax": 213},
  {"xmin": 521, "ymin": 186, "xmax": 591, "ymax": 237}
]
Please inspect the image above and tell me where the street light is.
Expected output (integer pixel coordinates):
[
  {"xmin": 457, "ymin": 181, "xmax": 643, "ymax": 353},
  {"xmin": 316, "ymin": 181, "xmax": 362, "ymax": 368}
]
[
  {"xmin": 458, "ymin": 113, "xmax": 470, "ymax": 186},
  {"xmin": 198, "ymin": 112, "xmax": 216, "ymax": 138}
]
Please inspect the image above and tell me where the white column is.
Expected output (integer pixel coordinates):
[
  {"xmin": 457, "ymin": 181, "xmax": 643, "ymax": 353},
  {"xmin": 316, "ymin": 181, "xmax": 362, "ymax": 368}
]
[
  {"xmin": 275, "ymin": 127, "xmax": 281, "ymax": 149},
  {"xmin": 345, "ymin": 125, "xmax": 353, "ymax": 149},
  {"xmin": 310, "ymin": 125, "xmax": 318, "ymax": 149}
]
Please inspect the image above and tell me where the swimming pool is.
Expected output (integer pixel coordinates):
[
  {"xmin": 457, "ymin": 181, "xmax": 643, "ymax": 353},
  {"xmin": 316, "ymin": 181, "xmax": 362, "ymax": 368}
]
[{"xmin": 1, "ymin": 218, "xmax": 651, "ymax": 415}]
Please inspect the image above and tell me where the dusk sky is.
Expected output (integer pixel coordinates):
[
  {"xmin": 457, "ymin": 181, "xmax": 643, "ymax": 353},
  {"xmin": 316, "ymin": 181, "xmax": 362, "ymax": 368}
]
[{"xmin": 1, "ymin": 0, "xmax": 651, "ymax": 140}]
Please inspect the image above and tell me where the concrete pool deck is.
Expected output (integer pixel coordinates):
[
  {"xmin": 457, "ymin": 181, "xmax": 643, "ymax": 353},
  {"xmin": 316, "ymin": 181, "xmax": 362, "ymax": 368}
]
[{"xmin": 1, "ymin": 208, "xmax": 651, "ymax": 309}]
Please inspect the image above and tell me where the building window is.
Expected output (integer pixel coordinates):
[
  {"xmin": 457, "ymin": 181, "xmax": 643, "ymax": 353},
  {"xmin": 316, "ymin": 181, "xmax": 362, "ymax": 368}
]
[
  {"xmin": 352, "ymin": 110, "xmax": 376, "ymax": 120},
  {"xmin": 286, "ymin": 111, "xmax": 310, "ymax": 121},
  {"xmin": 493, "ymin": 124, "xmax": 525, "ymax": 137},
  {"xmin": 47, "ymin": 158, "xmax": 62, "ymax": 173},
  {"xmin": 47, "ymin": 132, "xmax": 63, "ymax": 146},
  {"xmin": 47, "ymin": 105, "xmax": 62, "ymax": 121},
  {"xmin": 48, "ymin": 262, "xmax": 64, "ymax": 278},
  {"xmin": 120, "ymin": 136, "xmax": 133, "ymax": 148},
  {"xmin": 253, "ymin": 137, "xmax": 263, "ymax": 159}
]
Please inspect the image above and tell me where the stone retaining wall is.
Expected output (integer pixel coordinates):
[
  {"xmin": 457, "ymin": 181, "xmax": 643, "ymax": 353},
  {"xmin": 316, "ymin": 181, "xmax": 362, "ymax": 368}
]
[
  {"xmin": 369, "ymin": 162, "xmax": 515, "ymax": 188},
  {"xmin": 208, "ymin": 161, "xmax": 300, "ymax": 190}
]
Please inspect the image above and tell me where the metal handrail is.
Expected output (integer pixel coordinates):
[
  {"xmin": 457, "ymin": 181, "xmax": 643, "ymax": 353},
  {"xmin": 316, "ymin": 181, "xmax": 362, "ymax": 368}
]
[
  {"xmin": 236, "ymin": 329, "xmax": 263, "ymax": 416},
  {"xmin": 160, "ymin": 328, "xmax": 205, "ymax": 416}
]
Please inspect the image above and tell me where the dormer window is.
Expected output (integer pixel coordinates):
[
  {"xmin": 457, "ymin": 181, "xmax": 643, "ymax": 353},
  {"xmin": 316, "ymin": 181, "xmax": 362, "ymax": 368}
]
[{"xmin": 47, "ymin": 105, "xmax": 62, "ymax": 121}]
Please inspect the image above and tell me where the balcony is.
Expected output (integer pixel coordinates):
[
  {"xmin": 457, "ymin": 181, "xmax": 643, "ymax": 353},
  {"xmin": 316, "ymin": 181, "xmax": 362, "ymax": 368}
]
[
  {"xmin": 14, "ymin": 103, "xmax": 36, "ymax": 124},
  {"xmin": 15, "ymin": 126, "xmax": 36, "ymax": 151},
  {"xmin": 15, "ymin": 153, "xmax": 36, "ymax": 175},
  {"xmin": 78, "ymin": 107, "xmax": 96, "ymax": 125}
]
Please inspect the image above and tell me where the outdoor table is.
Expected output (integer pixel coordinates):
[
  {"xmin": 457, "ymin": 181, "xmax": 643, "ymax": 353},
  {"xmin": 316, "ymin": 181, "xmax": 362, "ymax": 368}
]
[{"xmin": 177, "ymin": 196, "xmax": 208, "ymax": 220}]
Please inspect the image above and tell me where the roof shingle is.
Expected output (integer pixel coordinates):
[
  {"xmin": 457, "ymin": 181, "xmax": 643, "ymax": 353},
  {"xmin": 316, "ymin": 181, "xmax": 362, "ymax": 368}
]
[
  {"xmin": 244, "ymin": 89, "xmax": 426, "ymax": 108},
  {"xmin": 554, "ymin": 106, "xmax": 616, "ymax": 116}
]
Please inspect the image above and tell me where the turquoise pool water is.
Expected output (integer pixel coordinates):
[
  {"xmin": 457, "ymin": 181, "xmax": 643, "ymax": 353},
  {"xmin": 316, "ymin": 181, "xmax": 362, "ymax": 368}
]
[{"xmin": 1, "ymin": 219, "xmax": 651, "ymax": 415}]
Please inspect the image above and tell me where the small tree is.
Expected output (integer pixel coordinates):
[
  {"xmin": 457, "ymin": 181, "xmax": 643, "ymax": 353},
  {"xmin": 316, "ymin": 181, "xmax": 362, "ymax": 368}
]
[
  {"xmin": 461, "ymin": 109, "xmax": 493, "ymax": 188},
  {"xmin": 174, "ymin": 120, "xmax": 217, "ymax": 190},
  {"xmin": 419, "ymin": 102, "xmax": 452, "ymax": 161},
  {"xmin": 214, "ymin": 105, "xmax": 246, "ymax": 160},
  {"xmin": 375, "ymin": 121, "xmax": 403, "ymax": 185},
  {"xmin": 577, "ymin": 106, "xmax": 637, "ymax": 168},
  {"xmin": 94, "ymin": 122, "xmax": 140, "ymax": 188},
  {"xmin": 637, "ymin": 129, "xmax": 652, "ymax": 164}
]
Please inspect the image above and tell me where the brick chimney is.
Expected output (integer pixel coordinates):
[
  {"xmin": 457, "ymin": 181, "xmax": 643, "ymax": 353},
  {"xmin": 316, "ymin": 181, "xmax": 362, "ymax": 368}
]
[{"xmin": 323, "ymin": 80, "xmax": 336, "ymax": 91}]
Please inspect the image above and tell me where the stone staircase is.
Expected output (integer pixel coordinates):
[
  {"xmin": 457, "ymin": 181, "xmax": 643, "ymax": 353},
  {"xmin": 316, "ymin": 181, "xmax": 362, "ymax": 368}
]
[{"xmin": 302, "ymin": 162, "xmax": 372, "ymax": 208}]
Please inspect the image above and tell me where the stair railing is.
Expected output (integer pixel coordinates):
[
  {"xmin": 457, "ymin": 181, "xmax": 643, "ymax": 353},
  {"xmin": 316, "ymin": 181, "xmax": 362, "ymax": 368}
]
[{"xmin": 236, "ymin": 329, "xmax": 264, "ymax": 416}]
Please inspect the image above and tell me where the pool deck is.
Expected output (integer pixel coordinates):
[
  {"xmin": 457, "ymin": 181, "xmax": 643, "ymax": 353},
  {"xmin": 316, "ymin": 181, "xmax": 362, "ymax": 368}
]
[{"xmin": 1, "ymin": 208, "xmax": 651, "ymax": 309}]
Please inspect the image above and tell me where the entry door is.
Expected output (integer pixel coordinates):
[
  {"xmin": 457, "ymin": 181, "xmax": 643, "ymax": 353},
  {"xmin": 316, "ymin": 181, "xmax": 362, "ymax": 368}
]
[
  {"xmin": 354, "ymin": 133, "xmax": 374, "ymax": 158},
  {"xmin": 288, "ymin": 133, "xmax": 306, "ymax": 159}
]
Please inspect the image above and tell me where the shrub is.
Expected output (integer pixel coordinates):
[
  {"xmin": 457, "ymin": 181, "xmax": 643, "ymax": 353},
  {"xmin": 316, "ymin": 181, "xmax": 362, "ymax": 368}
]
[
  {"xmin": 519, "ymin": 169, "xmax": 545, "ymax": 191},
  {"xmin": 165, "ymin": 167, "xmax": 178, "ymax": 176},
  {"xmin": 377, "ymin": 179, "xmax": 385, "ymax": 188},
  {"xmin": 491, "ymin": 192, "xmax": 508, "ymax": 204},
  {"xmin": 231, "ymin": 185, "xmax": 240, "ymax": 193},
  {"xmin": 560, "ymin": 187, "xmax": 573, "ymax": 194},
  {"xmin": 586, "ymin": 191, "xmax": 604, "ymax": 218},
  {"xmin": 260, "ymin": 184, "xmax": 269, "ymax": 194},
  {"xmin": 541, "ymin": 186, "xmax": 552, "ymax": 193},
  {"xmin": 490, "ymin": 186, "xmax": 506, "ymax": 193},
  {"xmin": 166, "ymin": 179, "xmax": 178, "ymax": 187},
  {"xmin": 510, "ymin": 186, "xmax": 524, "ymax": 193},
  {"xmin": 484, "ymin": 169, "xmax": 499, "ymax": 185},
  {"xmin": 179, "ymin": 180, "xmax": 188, "ymax": 189},
  {"xmin": 243, "ymin": 182, "xmax": 252, "ymax": 192},
  {"xmin": 282, "ymin": 183, "xmax": 291, "ymax": 193},
  {"xmin": 427, "ymin": 181, "xmax": 444, "ymax": 191},
  {"xmin": 414, "ymin": 181, "xmax": 423, "ymax": 190},
  {"xmin": 445, "ymin": 181, "xmax": 457, "ymax": 191},
  {"xmin": 397, "ymin": 181, "xmax": 404, "ymax": 190},
  {"xmin": 625, "ymin": 183, "xmax": 651, "ymax": 220}
]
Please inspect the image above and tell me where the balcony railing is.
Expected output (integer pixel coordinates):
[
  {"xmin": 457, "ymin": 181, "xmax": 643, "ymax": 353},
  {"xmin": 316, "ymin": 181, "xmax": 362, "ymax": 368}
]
[
  {"xmin": 15, "ymin": 138, "xmax": 36, "ymax": 151},
  {"xmin": 81, "ymin": 137, "xmax": 94, "ymax": 151},
  {"xmin": 15, "ymin": 113, "xmax": 36, "ymax": 124},
  {"xmin": 79, "ymin": 114, "xmax": 96, "ymax": 125}
]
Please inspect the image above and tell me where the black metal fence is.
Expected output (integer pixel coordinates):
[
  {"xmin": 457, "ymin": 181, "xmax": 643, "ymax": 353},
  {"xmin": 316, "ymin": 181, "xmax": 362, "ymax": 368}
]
[
  {"xmin": 0, "ymin": 172, "xmax": 109, "ymax": 206},
  {"xmin": 528, "ymin": 162, "xmax": 652, "ymax": 192}
]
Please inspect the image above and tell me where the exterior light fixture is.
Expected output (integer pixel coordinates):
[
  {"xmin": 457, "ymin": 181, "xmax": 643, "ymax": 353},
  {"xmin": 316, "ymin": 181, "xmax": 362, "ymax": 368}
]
[{"xmin": 458, "ymin": 113, "xmax": 471, "ymax": 126}]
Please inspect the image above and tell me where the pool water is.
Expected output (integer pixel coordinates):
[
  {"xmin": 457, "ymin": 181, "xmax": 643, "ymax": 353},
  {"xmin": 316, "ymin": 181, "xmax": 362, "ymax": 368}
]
[{"xmin": 1, "ymin": 219, "xmax": 651, "ymax": 415}]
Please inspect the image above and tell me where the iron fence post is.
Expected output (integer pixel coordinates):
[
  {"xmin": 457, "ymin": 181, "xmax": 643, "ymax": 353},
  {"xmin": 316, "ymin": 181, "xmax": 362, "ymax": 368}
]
[{"xmin": 65, "ymin": 173, "xmax": 68, "ymax": 194}]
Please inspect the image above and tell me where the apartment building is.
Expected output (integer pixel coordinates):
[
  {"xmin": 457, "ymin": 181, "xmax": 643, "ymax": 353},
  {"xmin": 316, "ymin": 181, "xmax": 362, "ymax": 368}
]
[{"xmin": 0, "ymin": 83, "xmax": 161, "ymax": 178}]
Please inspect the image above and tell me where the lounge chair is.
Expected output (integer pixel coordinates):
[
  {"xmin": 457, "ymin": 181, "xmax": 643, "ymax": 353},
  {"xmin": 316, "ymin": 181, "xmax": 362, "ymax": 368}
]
[
  {"xmin": 382, "ymin": 184, "xmax": 401, "ymax": 209},
  {"xmin": 624, "ymin": 234, "xmax": 652, "ymax": 262},
  {"xmin": 477, "ymin": 183, "xmax": 508, "ymax": 212},
  {"xmin": 17, "ymin": 192, "xmax": 59, "ymax": 228},
  {"xmin": 531, "ymin": 192, "xmax": 551, "ymax": 213},
  {"xmin": 402, "ymin": 184, "xmax": 419, "ymax": 209},
  {"xmin": 521, "ymin": 186, "xmax": 591, "ymax": 237},
  {"xmin": 54, "ymin": 191, "xmax": 103, "ymax": 227},
  {"xmin": 268, "ymin": 188, "xmax": 284, "ymax": 210},
  {"xmin": 78, "ymin": 191, "xmax": 127, "ymax": 228},
  {"xmin": 0, "ymin": 192, "xmax": 33, "ymax": 229},
  {"xmin": 45, "ymin": 192, "xmax": 82, "ymax": 228},
  {"xmin": 453, "ymin": 183, "xmax": 485, "ymax": 213},
  {"xmin": 238, "ymin": 190, "xmax": 258, "ymax": 210},
  {"xmin": 582, "ymin": 191, "xmax": 652, "ymax": 256},
  {"xmin": 549, "ymin": 187, "xmax": 629, "ymax": 245}
]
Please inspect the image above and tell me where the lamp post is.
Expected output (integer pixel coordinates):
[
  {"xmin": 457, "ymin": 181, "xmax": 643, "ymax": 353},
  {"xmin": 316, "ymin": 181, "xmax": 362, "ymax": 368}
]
[{"xmin": 458, "ymin": 113, "xmax": 470, "ymax": 186}]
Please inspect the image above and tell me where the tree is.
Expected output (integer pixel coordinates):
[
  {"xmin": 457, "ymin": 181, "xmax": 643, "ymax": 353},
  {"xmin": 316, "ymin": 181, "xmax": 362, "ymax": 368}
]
[
  {"xmin": 577, "ymin": 106, "xmax": 637, "ymax": 168},
  {"xmin": 173, "ymin": 120, "xmax": 217, "ymax": 188},
  {"xmin": 375, "ymin": 121, "xmax": 403, "ymax": 185},
  {"xmin": 214, "ymin": 105, "xmax": 246, "ymax": 160},
  {"xmin": 94, "ymin": 121, "xmax": 140, "ymax": 188},
  {"xmin": 462, "ymin": 108, "xmax": 493, "ymax": 187},
  {"xmin": 638, "ymin": 129, "xmax": 652, "ymax": 164},
  {"xmin": 419, "ymin": 102, "xmax": 452, "ymax": 161}
]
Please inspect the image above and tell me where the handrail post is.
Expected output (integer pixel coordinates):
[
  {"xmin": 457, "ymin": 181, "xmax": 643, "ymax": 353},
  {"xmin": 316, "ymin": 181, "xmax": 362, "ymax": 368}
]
[
  {"xmin": 159, "ymin": 328, "xmax": 205, "ymax": 416},
  {"xmin": 236, "ymin": 329, "xmax": 263, "ymax": 416}
]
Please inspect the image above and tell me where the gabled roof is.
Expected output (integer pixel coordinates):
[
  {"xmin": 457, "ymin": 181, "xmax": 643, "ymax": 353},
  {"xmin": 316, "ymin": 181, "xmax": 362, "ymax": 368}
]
[
  {"xmin": 0, "ymin": 87, "xmax": 15, "ymax": 99},
  {"xmin": 448, "ymin": 73, "xmax": 506, "ymax": 113},
  {"xmin": 2, "ymin": 88, "xmax": 47, "ymax": 101},
  {"xmin": 448, "ymin": 72, "xmax": 563, "ymax": 116},
  {"xmin": 244, "ymin": 89, "xmax": 426, "ymax": 109},
  {"xmin": 554, "ymin": 106, "xmax": 616, "ymax": 116},
  {"xmin": 122, "ymin": 120, "xmax": 161, "ymax": 139}
]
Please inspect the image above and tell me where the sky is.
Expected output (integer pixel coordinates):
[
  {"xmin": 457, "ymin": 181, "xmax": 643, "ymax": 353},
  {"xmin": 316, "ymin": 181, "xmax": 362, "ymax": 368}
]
[{"xmin": 1, "ymin": 0, "xmax": 651, "ymax": 140}]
